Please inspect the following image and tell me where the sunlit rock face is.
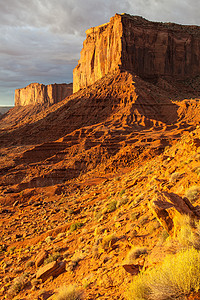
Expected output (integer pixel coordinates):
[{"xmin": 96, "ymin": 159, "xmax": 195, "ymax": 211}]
[
  {"xmin": 73, "ymin": 13, "xmax": 200, "ymax": 93},
  {"xmin": 15, "ymin": 83, "xmax": 73, "ymax": 106}
]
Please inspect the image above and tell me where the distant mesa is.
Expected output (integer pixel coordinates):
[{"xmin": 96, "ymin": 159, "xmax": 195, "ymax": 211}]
[
  {"xmin": 15, "ymin": 82, "xmax": 73, "ymax": 106},
  {"xmin": 73, "ymin": 13, "xmax": 200, "ymax": 92}
]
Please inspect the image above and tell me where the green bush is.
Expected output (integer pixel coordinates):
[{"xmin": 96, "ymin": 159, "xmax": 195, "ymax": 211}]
[
  {"xmin": 106, "ymin": 200, "xmax": 117, "ymax": 213},
  {"xmin": 44, "ymin": 252, "xmax": 61, "ymax": 265},
  {"xmin": 70, "ymin": 222, "xmax": 83, "ymax": 232},
  {"xmin": 127, "ymin": 248, "xmax": 200, "ymax": 300},
  {"xmin": 119, "ymin": 189, "xmax": 126, "ymax": 197}
]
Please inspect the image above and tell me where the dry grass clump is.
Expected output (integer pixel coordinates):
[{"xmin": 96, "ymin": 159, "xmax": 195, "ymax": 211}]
[
  {"xmin": 126, "ymin": 247, "xmax": 200, "ymax": 300},
  {"xmin": 44, "ymin": 251, "xmax": 61, "ymax": 265},
  {"xmin": 7, "ymin": 274, "xmax": 27, "ymax": 298},
  {"xmin": 176, "ymin": 215, "xmax": 200, "ymax": 250},
  {"xmin": 125, "ymin": 247, "xmax": 148, "ymax": 264},
  {"xmin": 185, "ymin": 186, "xmax": 200, "ymax": 203},
  {"xmin": 70, "ymin": 222, "xmax": 84, "ymax": 232},
  {"xmin": 104, "ymin": 200, "xmax": 117, "ymax": 213},
  {"xmin": 169, "ymin": 172, "xmax": 181, "ymax": 183},
  {"xmin": 55, "ymin": 284, "xmax": 83, "ymax": 300},
  {"xmin": 101, "ymin": 234, "xmax": 117, "ymax": 250},
  {"xmin": 117, "ymin": 195, "xmax": 128, "ymax": 208}
]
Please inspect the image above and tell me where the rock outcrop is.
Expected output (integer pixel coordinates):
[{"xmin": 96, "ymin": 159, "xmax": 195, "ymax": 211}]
[
  {"xmin": 73, "ymin": 13, "xmax": 200, "ymax": 92},
  {"xmin": 150, "ymin": 191, "xmax": 200, "ymax": 235},
  {"xmin": 15, "ymin": 83, "xmax": 73, "ymax": 106},
  {"xmin": 36, "ymin": 260, "xmax": 66, "ymax": 282}
]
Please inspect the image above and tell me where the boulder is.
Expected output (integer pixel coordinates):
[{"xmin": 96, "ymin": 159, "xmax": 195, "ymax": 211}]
[
  {"xmin": 36, "ymin": 261, "xmax": 66, "ymax": 282},
  {"xmin": 150, "ymin": 191, "xmax": 200, "ymax": 235},
  {"xmin": 122, "ymin": 264, "xmax": 140, "ymax": 275},
  {"xmin": 35, "ymin": 249, "xmax": 48, "ymax": 268}
]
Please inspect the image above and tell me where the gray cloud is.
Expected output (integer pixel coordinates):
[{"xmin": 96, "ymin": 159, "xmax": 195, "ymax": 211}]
[{"xmin": 0, "ymin": 0, "xmax": 200, "ymax": 105}]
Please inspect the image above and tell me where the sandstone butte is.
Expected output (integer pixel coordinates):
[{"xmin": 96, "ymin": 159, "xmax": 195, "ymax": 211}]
[
  {"xmin": 15, "ymin": 82, "xmax": 73, "ymax": 106},
  {"xmin": 2, "ymin": 13, "xmax": 200, "ymax": 300},
  {"xmin": 73, "ymin": 13, "xmax": 200, "ymax": 92}
]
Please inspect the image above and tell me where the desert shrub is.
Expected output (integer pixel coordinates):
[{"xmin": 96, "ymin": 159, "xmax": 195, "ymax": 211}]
[
  {"xmin": 159, "ymin": 230, "xmax": 169, "ymax": 244},
  {"xmin": 185, "ymin": 186, "xmax": 200, "ymax": 203},
  {"xmin": 55, "ymin": 284, "xmax": 83, "ymax": 300},
  {"xmin": 194, "ymin": 154, "xmax": 200, "ymax": 161},
  {"xmin": 70, "ymin": 222, "xmax": 83, "ymax": 232},
  {"xmin": 101, "ymin": 234, "xmax": 117, "ymax": 250},
  {"xmin": 94, "ymin": 210, "xmax": 103, "ymax": 221},
  {"xmin": 119, "ymin": 189, "xmax": 126, "ymax": 197},
  {"xmin": 125, "ymin": 247, "xmax": 148, "ymax": 264},
  {"xmin": 31, "ymin": 278, "xmax": 41, "ymax": 287},
  {"xmin": 7, "ymin": 274, "xmax": 27, "ymax": 298},
  {"xmin": 134, "ymin": 193, "xmax": 145, "ymax": 205},
  {"xmin": 117, "ymin": 195, "xmax": 128, "ymax": 208},
  {"xmin": 44, "ymin": 252, "xmax": 61, "ymax": 265},
  {"xmin": 127, "ymin": 247, "xmax": 200, "ymax": 300},
  {"xmin": 126, "ymin": 273, "xmax": 150, "ymax": 300},
  {"xmin": 45, "ymin": 236, "xmax": 54, "ymax": 243},
  {"xmin": 9, "ymin": 246, "xmax": 16, "ymax": 253},
  {"xmin": 131, "ymin": 212, "xmax": 137, "ymax": 221},
  {"xmin": 139, "ymin": 216, "xmax": 149, "ymax": 226},
  {"xmin": 0, "ymin": 244, "xmax": 7, "ymax": 253},
  {"xmin": 177, "ymin": 215, "xmax": 200, "ymax": 250},
  {"xmin": 105, "ymin": 200, "xmax": 117, "ymax": 213},
  {"xmin": 25, "ymin": 260, "xmax": 35, "ymax": 268}
]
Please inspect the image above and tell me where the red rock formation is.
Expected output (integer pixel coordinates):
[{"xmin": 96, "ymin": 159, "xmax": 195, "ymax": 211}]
[
  {"xmin": 36, "ymin": 260, "xmax": 66, "ymax": 282},
  {"xmin": 73, "ymin": 13, "xmax": 200, "ymax": 92},
  {"xmin": 15, "ymin": 83, "xmax": 73, "ymax": 106},
  {"xmin": 150, "ymin": 191, "xmax": 200, "ymax": 235}
]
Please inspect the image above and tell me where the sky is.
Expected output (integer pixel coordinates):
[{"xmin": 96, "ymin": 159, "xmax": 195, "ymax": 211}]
[{"xmin": 0, "ymin": 0, "xmax": 200, "ymax": 106}]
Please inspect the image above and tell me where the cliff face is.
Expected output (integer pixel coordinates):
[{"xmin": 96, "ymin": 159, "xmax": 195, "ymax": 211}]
[
  {"xmin": 73, "ymin": 13, "xmax": 200, "ymax": 92},
  {"xmin": 73, "ymin": 14, "xmax": 123, "ymax": 93},
  {"xmin": 15, "ymin": 83, "xmax": 73, "ymax": 106}
]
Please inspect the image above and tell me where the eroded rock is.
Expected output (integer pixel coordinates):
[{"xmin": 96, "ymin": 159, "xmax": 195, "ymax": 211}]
[
  {"xmin": 74, "ymin": 13, "xmax": 200, "ymax": 93},
  {"xmin": 36, "ymin": 260, "xmax": 66, "ymax": 282},
  {"xmin": 35, "ymin": 249, "xmax": 48, "ymax": 268},
  {"xmin": 150, "ymin": 191, "xmax": 200, "ymax": 235}
]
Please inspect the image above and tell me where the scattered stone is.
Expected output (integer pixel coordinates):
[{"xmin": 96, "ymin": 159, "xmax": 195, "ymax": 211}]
[
  {"xmin": 35, "ymin": 250, "xmax": 48, "ymax": 268},
  {"xmin": 13, "ymin": 200, "xmax": 19, "ymax": 207},
  {"xmin": 122, "ymin": 263, "xmax": 140, "ymax": 275},
  {"xmin": 36, "ymin": 260, "xmax": 66, "ymax": 282}
]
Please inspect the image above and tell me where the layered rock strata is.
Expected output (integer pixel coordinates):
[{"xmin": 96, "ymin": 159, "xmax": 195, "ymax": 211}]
[
  {"xmin": 73, "ymin": 13, "xmax": 200, "ymax": 92},
  {"xmin": 15, "ymin": 83, "xmax": 73, "ymax": 106}
]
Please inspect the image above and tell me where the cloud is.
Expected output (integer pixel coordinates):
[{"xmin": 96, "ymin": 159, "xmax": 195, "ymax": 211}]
[{"xmin": 0, "ymin": 0, "xmax": 200, "ymax": 105}]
